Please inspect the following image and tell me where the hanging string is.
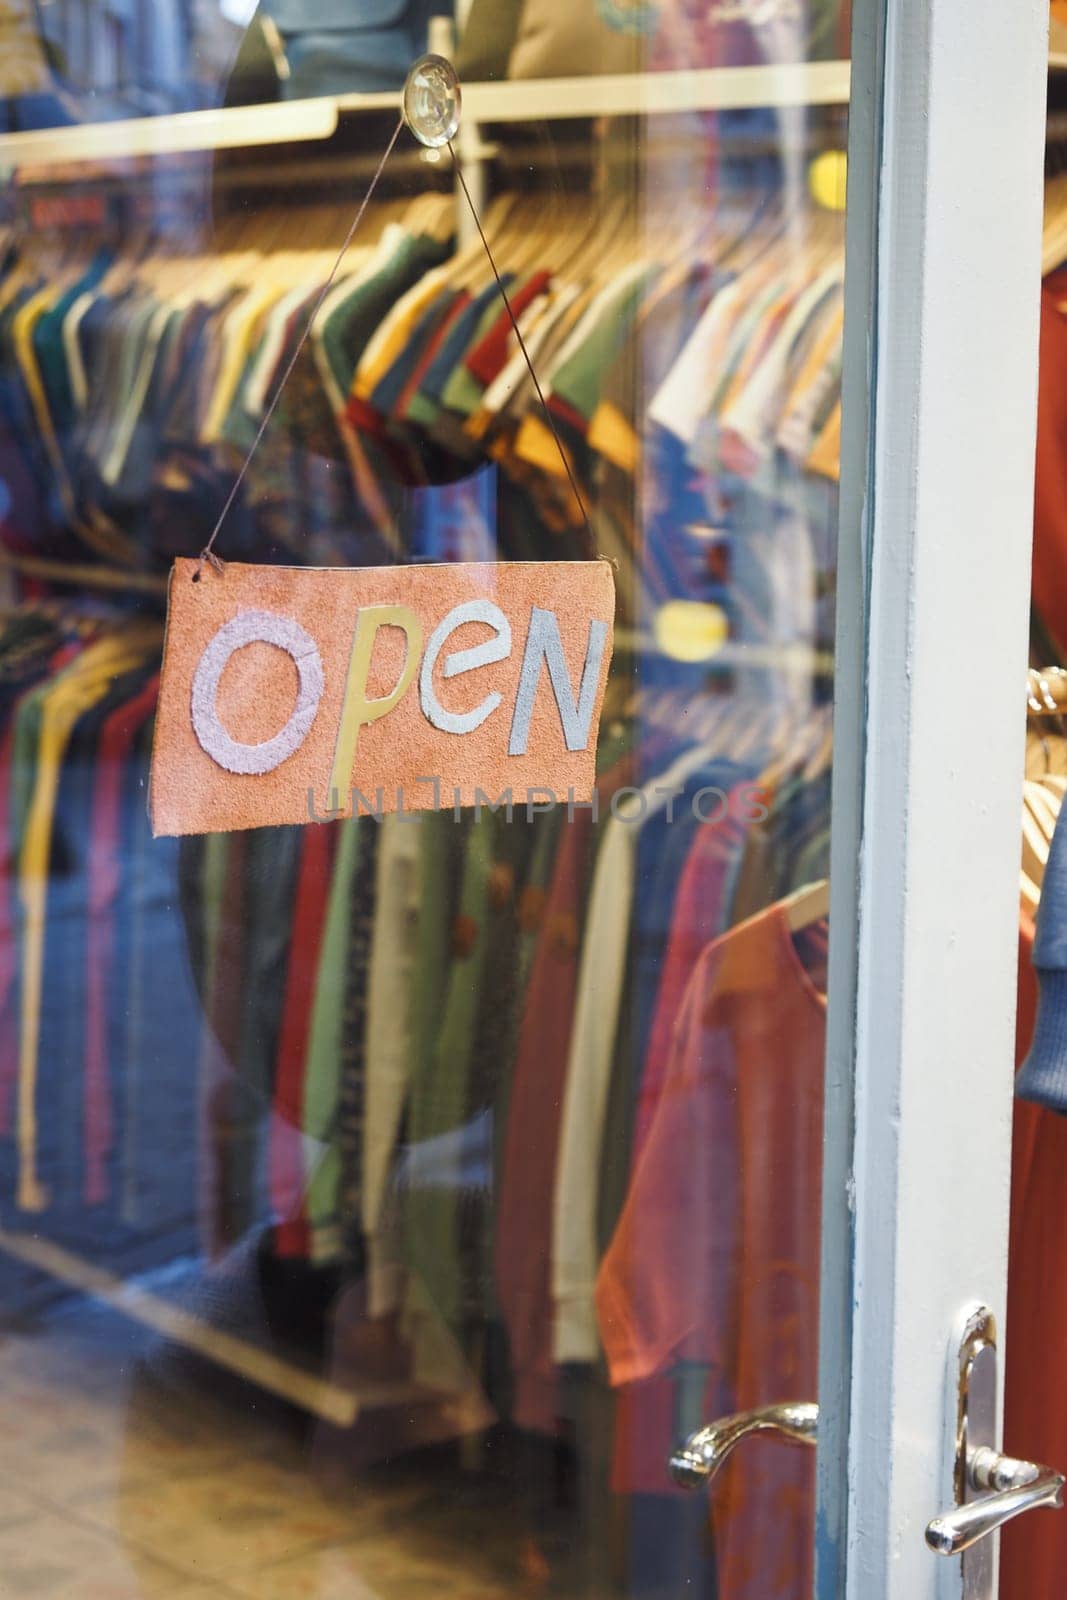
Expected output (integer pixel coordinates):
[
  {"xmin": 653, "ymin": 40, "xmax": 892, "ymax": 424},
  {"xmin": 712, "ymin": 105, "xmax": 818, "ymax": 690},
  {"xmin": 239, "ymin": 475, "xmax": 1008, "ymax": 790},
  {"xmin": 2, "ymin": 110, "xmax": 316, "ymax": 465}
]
[
  {"xmin": 449, "ymin": 142, "xmax": 594, "ymax": 545},
  {"xmin": 192, "ymin": 116, "xmax": 405, "ymax": 582},
  {"xmin": 191, "ymin": 91, "xmax": 594, "ymax": 582}
]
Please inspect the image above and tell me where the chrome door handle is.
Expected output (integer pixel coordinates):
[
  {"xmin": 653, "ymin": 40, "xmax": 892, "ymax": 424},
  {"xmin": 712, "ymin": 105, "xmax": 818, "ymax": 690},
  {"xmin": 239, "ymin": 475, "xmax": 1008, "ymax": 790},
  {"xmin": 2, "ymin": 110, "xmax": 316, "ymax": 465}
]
[
  {"xmin": 925, "ymin": 1446, "xmax": 1065, "ymax": 1555},
  {"xmin": 669, "ymin": 1401, "xmax": 819, "ymax": 1489},
  {"xmin": 926, "ymin": 1305, "xmax": 1065, "ymax": 1596}
]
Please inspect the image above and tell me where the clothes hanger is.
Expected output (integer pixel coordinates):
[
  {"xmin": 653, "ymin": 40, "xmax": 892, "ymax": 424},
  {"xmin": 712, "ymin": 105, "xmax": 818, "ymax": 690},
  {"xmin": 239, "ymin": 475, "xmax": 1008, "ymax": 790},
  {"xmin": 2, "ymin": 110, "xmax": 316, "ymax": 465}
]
[
  {"xmin": 1026, "ymin": 771, "xmax": 1062, "ymax": 828},
  {"xmin": 710, "ymin": 183, "xmax": 779, "ymax": 272},
  {"xmin": 776, "ymin": 287, "xmax": 845, "ymax": 446},
  {"xmin": 1021, "ymin": 781, "xmax": 1053, "ymax": 886},
  {"xmin": 750, "ymin": 702, "xmax": 829, "ymax": 798},
  {"xmin": 1024, "ymin": 722, "xmax": 1067, "ymax": 779},
  {"xmin": 503, "ymin": 179, "xmax": 577, "ymax": 275},
  {"xmin": 450, "ymin": 193, "xmax": 523, "ymax": 291},
  {"xmin": 415, "ymin": 191, "xmax": 456, "ymax": 244},
  {"xmin": 550, "ymin": 196, "xmax": 611, "ymax": 280},
  {"xmin": 1018, "ymin": 672, "xmax": 1067, "ymax": 900},
  {"xmin": 1042, "ymin": 170, "xmax": 1067, "ymax": 274},
  {"xmin": 567, "ymin": 195, "xmax": 630, "ymax": 284},
  {"xmin": 720, "ymin": 193, "xmax": 792, "ymax": 277},
  {"xmin": 1026, "ymin": 668, "xmax": 1067, "ymax": 769},
  {"xmin": 782, "ymin": 876, "xmax": 830, "ymax": 932}
]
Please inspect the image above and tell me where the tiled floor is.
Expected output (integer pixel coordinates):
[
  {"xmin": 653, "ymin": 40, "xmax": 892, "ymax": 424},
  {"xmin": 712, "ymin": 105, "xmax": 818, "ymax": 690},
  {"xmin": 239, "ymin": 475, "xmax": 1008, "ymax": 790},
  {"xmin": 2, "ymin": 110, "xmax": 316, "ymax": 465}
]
[{"xmin": 0, "ymin": 1298, "xmax": 527, "ymax": 1598}]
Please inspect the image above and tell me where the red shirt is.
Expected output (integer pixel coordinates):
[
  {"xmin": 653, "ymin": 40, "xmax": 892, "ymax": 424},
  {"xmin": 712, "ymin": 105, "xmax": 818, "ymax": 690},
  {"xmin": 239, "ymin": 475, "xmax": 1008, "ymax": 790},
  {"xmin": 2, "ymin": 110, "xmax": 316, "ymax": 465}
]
[
  {"xmin": 597, "ymin": 904, "xmax": 825, "ymax": 1600},
  {"xmin": 465, "ymin": 272, "xmax": 553, "ymax": 388},
  {"xmin": 1031, "ymin": 271, "xmax": 1067, "ymax": 657},
  {"xmin": 495, "ymin": 754, "xmax": 632, "ymax": 1433},
  {"xmin": 270, "ymin": 822, "xmax": 337, "ymax": 1258},
  {"xmin": 613, "ymin": 806, "xmax": 749, "ymax": 1496}
]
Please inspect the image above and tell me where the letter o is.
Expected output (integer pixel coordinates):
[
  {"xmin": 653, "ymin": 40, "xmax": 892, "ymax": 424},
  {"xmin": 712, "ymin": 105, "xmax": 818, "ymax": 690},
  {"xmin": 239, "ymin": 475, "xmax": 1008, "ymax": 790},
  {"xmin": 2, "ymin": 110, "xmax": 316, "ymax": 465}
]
[
  {"xmin": 191, "ymin": 610, "xmax": 324, "ymax": 776},
  {"xmin": 692, "ymin": 786, "xmax": 729, "ymax": 825},
  {"xmin": 610, "ymin": 785, "xmax": 648, "ymax": 823}
]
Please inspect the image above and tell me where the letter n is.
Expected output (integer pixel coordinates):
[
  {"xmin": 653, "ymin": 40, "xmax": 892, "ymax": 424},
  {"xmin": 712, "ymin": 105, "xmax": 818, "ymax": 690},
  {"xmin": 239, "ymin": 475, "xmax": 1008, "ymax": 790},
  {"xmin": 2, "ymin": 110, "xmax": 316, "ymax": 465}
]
[{"xmin": 508, "ymin": 608, "xmax": 608, "ymax": 757}]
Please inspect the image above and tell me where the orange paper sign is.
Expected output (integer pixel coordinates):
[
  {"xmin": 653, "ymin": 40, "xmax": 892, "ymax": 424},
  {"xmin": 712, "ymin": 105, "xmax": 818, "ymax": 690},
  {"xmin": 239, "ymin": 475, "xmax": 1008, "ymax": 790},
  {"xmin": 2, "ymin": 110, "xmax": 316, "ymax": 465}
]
[{"xmin": 150, "ymin": 558, "xmax": 616, "ymax": 837}]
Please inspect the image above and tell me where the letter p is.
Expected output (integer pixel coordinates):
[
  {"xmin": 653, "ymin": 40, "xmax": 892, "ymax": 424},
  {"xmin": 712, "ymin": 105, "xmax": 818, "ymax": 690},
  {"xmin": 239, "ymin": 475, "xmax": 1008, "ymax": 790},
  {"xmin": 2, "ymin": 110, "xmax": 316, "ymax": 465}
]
[{"xmin": 329, "ymin": 605, "xmax": 422, "ymax": 797}]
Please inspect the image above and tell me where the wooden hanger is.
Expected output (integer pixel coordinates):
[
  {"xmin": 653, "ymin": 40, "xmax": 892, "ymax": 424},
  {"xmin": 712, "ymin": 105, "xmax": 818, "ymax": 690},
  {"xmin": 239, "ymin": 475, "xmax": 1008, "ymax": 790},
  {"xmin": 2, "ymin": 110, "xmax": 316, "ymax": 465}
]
[
  {"xmin": 1021, "ymin": 784, "xmax": 1052, "ymax": 888},
  {"xmin": 450, "ymin": 193, "xmax": 521, "ymax": 291},
  {"xmin": 783, "ymin": 876, "xmax": 830, "ymax": 932},
  {"xmin": 1043, "ymin": 172, "xmax": 1067, "ymax": 274}
]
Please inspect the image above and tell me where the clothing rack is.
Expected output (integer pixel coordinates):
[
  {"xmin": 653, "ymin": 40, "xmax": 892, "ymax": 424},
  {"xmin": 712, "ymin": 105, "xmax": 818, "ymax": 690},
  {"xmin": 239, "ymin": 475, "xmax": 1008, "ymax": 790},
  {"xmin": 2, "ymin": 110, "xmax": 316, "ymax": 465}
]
[
  {"xmin": 1, "ymin": 131, "xmax": 843, "ymax": 259},
  {"xmin": 0, "ymin": 1225, "xmax": 429, "ymax": 1426},
  {"xmin": 0, "ymin": 47, "xmax": 845, "ymax": 1437},
  {"xmin": 0, "ymin": 552, "xmax": 168, "ymax": 596}
]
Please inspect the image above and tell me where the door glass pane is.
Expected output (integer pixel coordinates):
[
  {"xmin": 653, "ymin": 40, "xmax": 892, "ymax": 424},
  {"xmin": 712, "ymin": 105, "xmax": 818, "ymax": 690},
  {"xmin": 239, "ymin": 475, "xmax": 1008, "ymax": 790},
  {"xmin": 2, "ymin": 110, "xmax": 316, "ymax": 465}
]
[{"xmin": 0, "ymin": 6, "xmax": 852, "ymax": 1598}]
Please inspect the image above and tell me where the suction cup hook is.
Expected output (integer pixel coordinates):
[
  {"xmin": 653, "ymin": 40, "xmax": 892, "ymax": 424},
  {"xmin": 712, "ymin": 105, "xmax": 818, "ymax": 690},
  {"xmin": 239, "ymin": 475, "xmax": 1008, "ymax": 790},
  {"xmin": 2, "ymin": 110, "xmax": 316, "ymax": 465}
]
[{"xmin": 403, "ymin": 54, "xmax": 462, "ymax": 149}]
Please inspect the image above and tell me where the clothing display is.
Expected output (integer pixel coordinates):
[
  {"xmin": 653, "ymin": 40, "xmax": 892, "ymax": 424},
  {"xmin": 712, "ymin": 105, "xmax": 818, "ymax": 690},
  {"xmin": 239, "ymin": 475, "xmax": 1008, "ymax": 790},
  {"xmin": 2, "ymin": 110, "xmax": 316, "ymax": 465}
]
[
  {"xmin": 0, "ymin": 608, "xmax": 201, "ymax": 1274},
  {"xmin": 0, "ymin": 588, "xmax": 836, "ymax": 1592},
  {"xmin": 0, "ymin": 24, "xmax": 855, "ymax": 1598},
  {"xmin": 0, "ymin": 2, "xmax": 1061, "ymax": 1596},
  {"xmin": 0, "ymin": 191, "xmax": 844, "ymax": 648}
]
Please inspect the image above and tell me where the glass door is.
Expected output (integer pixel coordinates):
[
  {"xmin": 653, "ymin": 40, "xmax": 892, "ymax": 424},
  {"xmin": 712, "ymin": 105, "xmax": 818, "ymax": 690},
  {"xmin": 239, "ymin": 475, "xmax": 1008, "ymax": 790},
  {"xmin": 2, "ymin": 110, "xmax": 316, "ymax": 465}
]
[{"xmin": 0, "ymin": 0, "xmax": 1050, "ymax": 1596}]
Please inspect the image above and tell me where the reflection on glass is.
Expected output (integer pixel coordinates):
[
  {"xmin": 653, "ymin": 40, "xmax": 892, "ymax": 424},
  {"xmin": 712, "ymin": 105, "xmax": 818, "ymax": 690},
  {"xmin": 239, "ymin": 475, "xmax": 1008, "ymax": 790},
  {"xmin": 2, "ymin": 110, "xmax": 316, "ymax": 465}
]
[{"xmin": 0, "ymin": 2, "xmax": 848, "ymax": 1596}]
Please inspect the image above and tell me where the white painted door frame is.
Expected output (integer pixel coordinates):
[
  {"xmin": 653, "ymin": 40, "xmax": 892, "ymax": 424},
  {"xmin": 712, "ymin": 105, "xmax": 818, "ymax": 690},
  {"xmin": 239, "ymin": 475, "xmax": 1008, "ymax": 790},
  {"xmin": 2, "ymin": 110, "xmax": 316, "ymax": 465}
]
[{"xmin": 817, "ymin": 0, "xmax": 1051, "ymax": 1595}]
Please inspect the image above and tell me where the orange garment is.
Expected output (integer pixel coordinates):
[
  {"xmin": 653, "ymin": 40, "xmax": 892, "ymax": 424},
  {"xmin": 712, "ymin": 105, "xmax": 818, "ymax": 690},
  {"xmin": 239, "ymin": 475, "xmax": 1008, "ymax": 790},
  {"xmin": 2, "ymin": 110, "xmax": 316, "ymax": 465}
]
[
  {"xmin": 1002, "ymin": 916, "xmax": 1067, "ymax": 1596},
  {"xmin": 806, "ymin": 398, "xmax": 841, "ymax": 482},
  {"xmin": 1031, "ymin": 270, "xmax": 1067, "ymax": 657},
  {"xmin": 596, "ymin": 904, "xmax": 825, "ymax": 1600}
]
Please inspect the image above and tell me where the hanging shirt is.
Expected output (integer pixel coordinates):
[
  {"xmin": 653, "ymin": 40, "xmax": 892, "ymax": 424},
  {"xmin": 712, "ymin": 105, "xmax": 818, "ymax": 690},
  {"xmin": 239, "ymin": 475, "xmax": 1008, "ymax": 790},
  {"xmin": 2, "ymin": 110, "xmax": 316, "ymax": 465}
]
[
  {"xmin": 39, "ymin": 661, "xmax": 150, "ymax": 1218},
  {"xmin": 16, "ymin": 627, "xmax": 158, "ymax": 1212},
  {"xmin": 476, "ymin": 283, "xmax": 581, "ymax": 425},
  {"xmin": 597, "ymin": 902, "xmax": 826, "ymax": 1600},
  {"xmin": 269, "ymin": 822, "xmax": 338, "ymax": 1257},
  {"xmin": 648, "ymin": 276, "xmax": 743, "ymax": 445},
  {"xmin": 495, "ymin": 750, "xmax": 633, "ymax": 1432},
  {"xmin": 720, "ymin": 264, "xmax": 844, "ymax": 474},
  {"xmin": 302, "ymin": 814, "xmax": 362, "ymax": 1261},
  {"xmin": 85, "ymin": 672, "xmax": 160, "ymax": 1205},
  {"xmin": 351, "ymin": 261, "xmax": 454, "ymax": 406},
  {"xmin": 400, "ymin": 810, "xmax": 468, "ymax": 1384},
  {"xmin": 336, "ymin": 818, "xmax": 380, "ymax": 1261},
  {"xmin": 0, "ymin": 626, "xmax": 77, "ymax": 1137},
  {"xmin": 552, "ymin": 742, "xmax": 709, "ymax": 1364},
  {"xmin": 405, "ymin": 814, "xmax": 493, "ymax": 1341},
  {"xmin": 362, "ymin": 812, "xmax": 422, "ymax": 1318},
  {"xmin": 1031, "ymin": 267, "xmax": 1067, "ymax": 658},
  {"xmin": 466, "ymin": 271, "xmax": 553, "ymax": 389}
]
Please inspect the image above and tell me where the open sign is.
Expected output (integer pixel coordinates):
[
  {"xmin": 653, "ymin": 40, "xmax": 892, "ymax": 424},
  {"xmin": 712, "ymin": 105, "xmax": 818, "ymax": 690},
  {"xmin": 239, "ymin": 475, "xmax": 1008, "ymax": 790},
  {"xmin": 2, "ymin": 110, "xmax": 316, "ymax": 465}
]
[{"xmin": 150, "ymin": 558, "xmax": 616, "ymax": 836}]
